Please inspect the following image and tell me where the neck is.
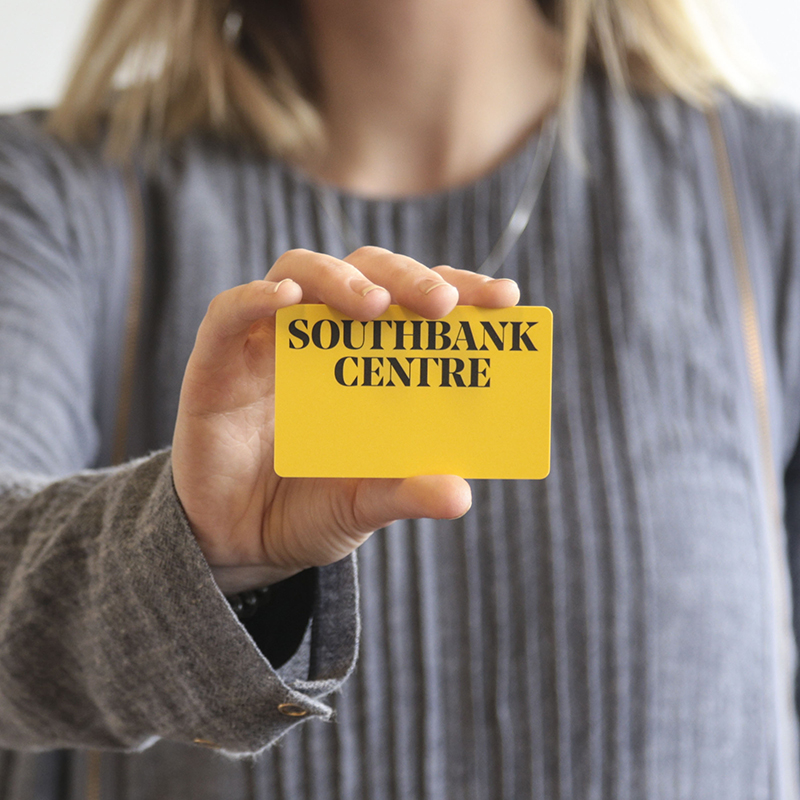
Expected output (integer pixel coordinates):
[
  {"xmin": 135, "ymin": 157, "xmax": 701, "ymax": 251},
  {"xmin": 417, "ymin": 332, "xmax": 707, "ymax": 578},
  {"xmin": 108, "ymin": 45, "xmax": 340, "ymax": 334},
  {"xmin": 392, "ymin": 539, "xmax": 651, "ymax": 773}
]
[{"xmin": 300, "ymin": 0, "xmax": 562, "ymax": 196}]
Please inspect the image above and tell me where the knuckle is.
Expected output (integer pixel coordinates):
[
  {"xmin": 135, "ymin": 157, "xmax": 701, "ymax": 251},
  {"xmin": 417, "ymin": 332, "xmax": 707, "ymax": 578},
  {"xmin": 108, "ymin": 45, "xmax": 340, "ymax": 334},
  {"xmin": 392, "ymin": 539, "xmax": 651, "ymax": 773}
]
[
  {"xmin": 284, "ymin": 247, "xmax": 314, "ymax": 259},
  {"xmin": 270, "ymin": 248, "xmax": 311, "ymax": 275},
  {"xmin": 350, "ymin": 245, "xmax": 391, "ymax": 260},
  {"xmin": 432, "ymin": 264, "xmax": 464, "ymax": 279},
  {"xmin": 205, "ymin": 292, "xmax": 226, "ymax": 319},
  {"xmin": 317, "ymin": 255, "xmax": 356, "ymax": 283},
  {"xmin": 431, "ymin": 266, "xmax": 460, "ymax": 283}
]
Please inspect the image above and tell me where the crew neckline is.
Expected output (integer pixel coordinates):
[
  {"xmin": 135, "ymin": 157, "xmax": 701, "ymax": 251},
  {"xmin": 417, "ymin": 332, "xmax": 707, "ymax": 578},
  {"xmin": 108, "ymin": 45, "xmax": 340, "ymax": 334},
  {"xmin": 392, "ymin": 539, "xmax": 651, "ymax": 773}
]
[{"xmin": 279, "ymin": 104, "xmax": 559, "ymax": 208}]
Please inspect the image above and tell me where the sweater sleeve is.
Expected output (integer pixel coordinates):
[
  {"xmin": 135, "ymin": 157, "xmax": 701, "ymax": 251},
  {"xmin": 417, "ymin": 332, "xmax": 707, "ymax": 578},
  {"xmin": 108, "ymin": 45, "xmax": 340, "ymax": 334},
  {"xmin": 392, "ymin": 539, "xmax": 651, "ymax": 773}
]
[{"xmin": 0, "ymin": 114, "xmax": 358, "ymax": 754}]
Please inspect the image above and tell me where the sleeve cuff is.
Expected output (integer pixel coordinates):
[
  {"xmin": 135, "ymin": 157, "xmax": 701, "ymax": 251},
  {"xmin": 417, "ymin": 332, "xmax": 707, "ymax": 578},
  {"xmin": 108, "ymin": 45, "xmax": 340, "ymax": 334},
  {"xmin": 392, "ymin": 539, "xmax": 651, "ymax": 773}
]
[{"xmin": 93, "ymin": 450, "xmax": 359, "ymax": 753}]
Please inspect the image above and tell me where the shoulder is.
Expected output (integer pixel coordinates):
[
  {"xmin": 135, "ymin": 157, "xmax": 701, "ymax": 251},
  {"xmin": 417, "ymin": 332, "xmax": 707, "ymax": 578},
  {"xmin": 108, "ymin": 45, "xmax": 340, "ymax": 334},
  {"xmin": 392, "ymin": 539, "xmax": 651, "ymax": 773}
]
[
  {"xmin": 718, "ymin": 95, "xmax": 800, "ymax": 168},
  {"xmin": 585, "ymin": 72, "xmax": 800, "ymax": 171},
  {"xmin": 715, "ymin": 97, "xmax": 800, "ymax": 232},
  {"xmin": 0, "ymin": 110, "xmax": 125, "ymax": 204},
  {"xmin": 716, "ymin": 95, "xmax": 800, "ymax": 180},
  {"xmin": 718, "ymin": 100, "xmax": 800, "ymax": 258},
  {"xmin": 0, "ymin": 111, "xmax": 131, "ymax": 276},
  {"xmin": 589, "ymin": 79, "xmax": 799, "ymax": 239},
  {"xmin": 0, "ymin": 111, "xmax": 136, "ymax": 335}
]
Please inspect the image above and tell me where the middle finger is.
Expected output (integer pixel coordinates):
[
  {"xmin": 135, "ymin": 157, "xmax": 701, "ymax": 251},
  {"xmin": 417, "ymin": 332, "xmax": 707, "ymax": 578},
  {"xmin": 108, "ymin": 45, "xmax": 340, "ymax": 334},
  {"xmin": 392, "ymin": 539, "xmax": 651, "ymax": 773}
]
[{"xmin": 344, "ymin": 246, "xmax": 459, "ymax": 318}]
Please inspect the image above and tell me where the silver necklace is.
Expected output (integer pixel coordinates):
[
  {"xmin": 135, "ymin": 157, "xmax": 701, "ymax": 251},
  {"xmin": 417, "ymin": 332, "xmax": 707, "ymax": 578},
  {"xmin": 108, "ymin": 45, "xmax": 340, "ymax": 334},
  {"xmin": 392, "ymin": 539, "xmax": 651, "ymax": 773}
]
[{"xmin": 315, "ymin": 114, "xmax": 558, "ymax": 278}]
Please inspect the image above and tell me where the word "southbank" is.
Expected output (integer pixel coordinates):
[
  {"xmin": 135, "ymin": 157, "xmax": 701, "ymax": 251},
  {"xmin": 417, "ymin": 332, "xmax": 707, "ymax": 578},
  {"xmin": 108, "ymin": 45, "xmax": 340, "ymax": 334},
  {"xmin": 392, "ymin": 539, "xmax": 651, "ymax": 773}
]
[{"xmin": 287, "ymin": 318, "xmax": 539, "ymax": 352}]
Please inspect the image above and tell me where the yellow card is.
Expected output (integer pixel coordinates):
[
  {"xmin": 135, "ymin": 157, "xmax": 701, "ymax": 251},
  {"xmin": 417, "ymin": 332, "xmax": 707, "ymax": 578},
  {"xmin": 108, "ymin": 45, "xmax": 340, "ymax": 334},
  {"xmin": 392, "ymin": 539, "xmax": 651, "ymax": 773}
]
[{"xmin": 274, "ymin": 305, "xmax": 552, "ymax": 479}]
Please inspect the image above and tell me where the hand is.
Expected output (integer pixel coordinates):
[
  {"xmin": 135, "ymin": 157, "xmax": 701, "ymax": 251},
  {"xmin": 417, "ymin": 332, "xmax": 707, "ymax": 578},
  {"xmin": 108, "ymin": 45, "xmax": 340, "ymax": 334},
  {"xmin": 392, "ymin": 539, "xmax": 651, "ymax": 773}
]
[{"xmin": 172, "ymin": 247, "xmax": 520, "ymax": 593}]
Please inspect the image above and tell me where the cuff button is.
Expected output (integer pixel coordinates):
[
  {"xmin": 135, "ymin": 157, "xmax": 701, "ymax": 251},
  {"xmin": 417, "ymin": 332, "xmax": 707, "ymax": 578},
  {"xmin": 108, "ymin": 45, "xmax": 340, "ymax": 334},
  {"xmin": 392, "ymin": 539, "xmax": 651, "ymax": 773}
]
[
  {"xmin": 278, "ymin": 703, "xmax": 309, "ymax": 717},
  {"xmin": 193, "ymin": 738, "xmax": 221, "ymax": 749}
]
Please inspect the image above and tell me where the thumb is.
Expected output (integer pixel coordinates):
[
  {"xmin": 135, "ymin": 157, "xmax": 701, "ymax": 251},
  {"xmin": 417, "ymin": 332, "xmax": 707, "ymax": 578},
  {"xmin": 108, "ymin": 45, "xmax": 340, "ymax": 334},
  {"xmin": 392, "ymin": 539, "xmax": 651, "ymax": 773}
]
[{"xmin": 352, "ymin": 475, "xmax": 472, "ymax": 532}]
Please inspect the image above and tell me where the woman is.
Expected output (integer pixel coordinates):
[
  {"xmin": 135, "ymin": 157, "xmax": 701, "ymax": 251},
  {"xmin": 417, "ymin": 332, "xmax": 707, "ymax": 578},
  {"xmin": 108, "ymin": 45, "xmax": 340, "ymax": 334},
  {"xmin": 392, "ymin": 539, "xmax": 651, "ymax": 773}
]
[{"xmin": 0, "ymin": 0, "xmax": 798, "ymax": 797}]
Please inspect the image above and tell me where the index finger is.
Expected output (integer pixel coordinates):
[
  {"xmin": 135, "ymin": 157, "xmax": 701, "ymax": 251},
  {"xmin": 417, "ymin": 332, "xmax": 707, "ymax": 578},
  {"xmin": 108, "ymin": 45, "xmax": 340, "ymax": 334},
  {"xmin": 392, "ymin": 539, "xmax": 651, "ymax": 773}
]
[
  {"xmin": 266, "ymin": 249, "xmax": 391, "ymax": 320},
  {"xmin": 344, "ymin": 247, "xmax": 459, "ymax": 318}
]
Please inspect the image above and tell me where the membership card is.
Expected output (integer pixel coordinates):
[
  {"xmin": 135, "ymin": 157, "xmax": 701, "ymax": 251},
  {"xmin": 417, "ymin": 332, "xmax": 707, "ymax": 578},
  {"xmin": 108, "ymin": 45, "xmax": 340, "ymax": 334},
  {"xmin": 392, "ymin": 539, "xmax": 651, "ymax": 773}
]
[{"xmin": 274, "ymin": 304, "xmax": 552, "ymax": 479}]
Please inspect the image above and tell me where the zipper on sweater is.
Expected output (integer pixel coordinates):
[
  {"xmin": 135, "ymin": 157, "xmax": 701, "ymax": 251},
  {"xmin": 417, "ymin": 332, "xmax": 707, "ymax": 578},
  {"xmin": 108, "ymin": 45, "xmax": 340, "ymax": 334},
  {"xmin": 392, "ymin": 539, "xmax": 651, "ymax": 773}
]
[
  {"xmin": 111, "ymin": 167, "xmax": 146, "ymax": 467},
  {"xmin": 707, "ymin": 107, "xmax": 798, "ymax": 800},
  {"xmin": 84, "ymin": 166, "xmax": 146, "ymax": 800},
  {"xmin": 85, "ymin": 751, "xmax": 102, "ymax": 800},
  {"xmin": 707, "ymin": 110, "xmax": 780, "ymax": 527}
]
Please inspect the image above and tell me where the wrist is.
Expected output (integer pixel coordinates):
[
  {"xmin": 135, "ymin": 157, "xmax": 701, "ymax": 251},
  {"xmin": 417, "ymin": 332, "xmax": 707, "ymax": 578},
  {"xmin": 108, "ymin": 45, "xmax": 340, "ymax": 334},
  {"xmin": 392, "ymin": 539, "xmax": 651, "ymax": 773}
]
[{"xmin": 210, "ymin": 563, "xmax": 302, "ymax": 595}]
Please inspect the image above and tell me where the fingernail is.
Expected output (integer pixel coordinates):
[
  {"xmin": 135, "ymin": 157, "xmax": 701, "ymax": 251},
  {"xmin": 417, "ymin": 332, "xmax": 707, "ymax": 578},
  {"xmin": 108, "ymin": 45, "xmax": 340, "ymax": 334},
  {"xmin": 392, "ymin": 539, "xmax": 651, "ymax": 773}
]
[
  {"xmin": 449, "ymin": 497, "xmax": 473, "ymax": 520},
  {"xmin": 418, "ymin": 279, "xmax": 449, "ymax": 295},
  {"xmin": 270, "ymin": 278, "xmax": 292, "ymax": 293},
  {"xmin": 350, "ymin": 280, "xmax": 384, "ymax": 298},
  {"xmin": 493, "ymin": 278, "xmax": 518, "ymax": 286}
]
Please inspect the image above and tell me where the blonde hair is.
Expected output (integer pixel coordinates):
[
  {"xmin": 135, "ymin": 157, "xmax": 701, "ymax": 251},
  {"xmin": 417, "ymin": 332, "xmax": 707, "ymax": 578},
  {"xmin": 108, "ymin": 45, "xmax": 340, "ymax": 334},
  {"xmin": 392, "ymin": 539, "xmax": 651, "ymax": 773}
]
[{"xmin": 48, "ymin": 0, "xmax": 760, "ymax": 161}]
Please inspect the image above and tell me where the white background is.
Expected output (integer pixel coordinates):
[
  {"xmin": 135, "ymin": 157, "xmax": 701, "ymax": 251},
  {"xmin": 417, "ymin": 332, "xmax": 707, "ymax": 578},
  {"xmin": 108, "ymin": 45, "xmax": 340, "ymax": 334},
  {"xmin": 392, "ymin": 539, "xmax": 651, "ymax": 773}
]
[{"xmin": 0, "ymin": 0, "xmax": 797, "ymax": 111}]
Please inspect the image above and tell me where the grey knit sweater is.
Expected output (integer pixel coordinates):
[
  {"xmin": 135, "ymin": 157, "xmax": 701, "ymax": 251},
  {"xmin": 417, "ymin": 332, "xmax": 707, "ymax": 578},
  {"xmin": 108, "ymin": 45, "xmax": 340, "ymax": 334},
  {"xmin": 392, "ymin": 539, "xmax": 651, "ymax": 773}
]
[{"xmin": 1, "ymin": 76, "xmax": 800, "ymax": 799}]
